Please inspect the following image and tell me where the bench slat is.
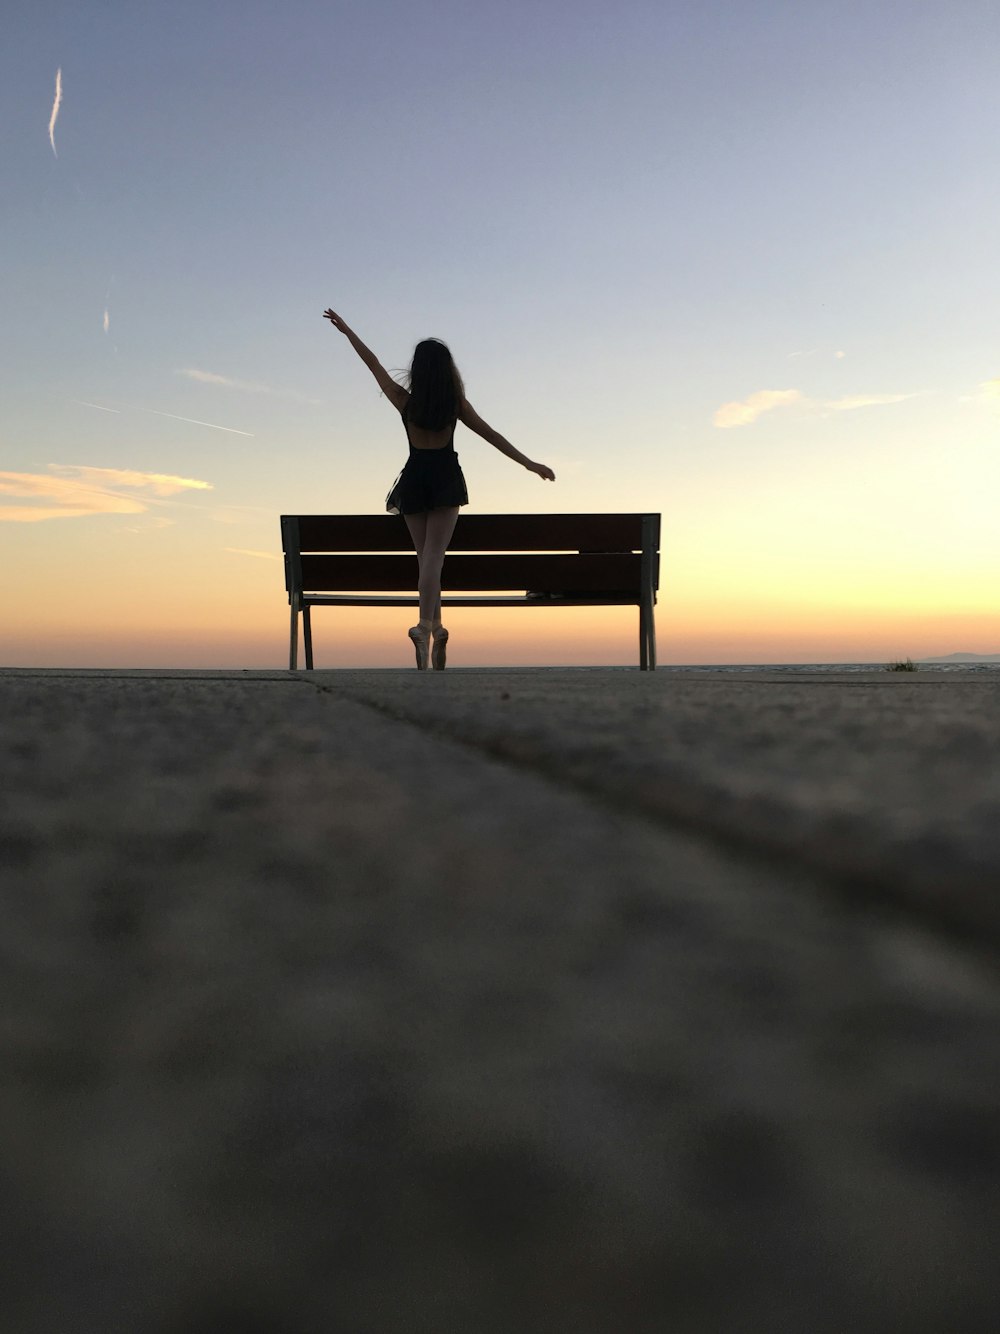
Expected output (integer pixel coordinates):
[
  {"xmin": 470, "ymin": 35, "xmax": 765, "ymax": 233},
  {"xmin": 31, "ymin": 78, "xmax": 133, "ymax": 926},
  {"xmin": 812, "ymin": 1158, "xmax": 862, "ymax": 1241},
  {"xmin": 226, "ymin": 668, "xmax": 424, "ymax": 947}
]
[
  {"xmin": 300, "ymin": 594, "xmax": 640, "ymax": 606},
  {"xmin": 299, "ymin": 552, "xmax": 642, "ymax": 593},
  {"xmin": 289, "ymin": 513, "xmax": 652, "ymax": 553}
]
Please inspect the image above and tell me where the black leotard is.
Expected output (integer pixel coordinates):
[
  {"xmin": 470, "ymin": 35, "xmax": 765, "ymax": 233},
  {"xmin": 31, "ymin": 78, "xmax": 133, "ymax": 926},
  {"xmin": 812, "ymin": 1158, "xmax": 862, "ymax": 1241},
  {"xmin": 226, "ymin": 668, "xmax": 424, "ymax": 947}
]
[{"xmin": 394, "ymin": 403, "xmax": 468, "ymax": 514}]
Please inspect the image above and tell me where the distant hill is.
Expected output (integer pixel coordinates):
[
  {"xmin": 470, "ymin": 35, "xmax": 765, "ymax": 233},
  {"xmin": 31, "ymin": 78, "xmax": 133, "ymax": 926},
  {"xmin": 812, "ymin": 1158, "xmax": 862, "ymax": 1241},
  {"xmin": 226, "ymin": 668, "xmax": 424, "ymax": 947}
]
[{"xmin": 922, "ymin": 652, "xmax": 1000, "ymax": 662}]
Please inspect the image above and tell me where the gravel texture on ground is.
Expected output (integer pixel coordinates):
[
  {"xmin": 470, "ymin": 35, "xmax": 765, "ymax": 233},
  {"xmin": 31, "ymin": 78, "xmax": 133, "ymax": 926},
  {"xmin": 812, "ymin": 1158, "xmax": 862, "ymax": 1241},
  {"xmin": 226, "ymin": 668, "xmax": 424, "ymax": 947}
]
[
  {"xmin": 321, "ymin": 668, "xmax": 1000, "ymax": 948},
  {"xmin": 1, "ymin": 670, "xmax": 998, "ymax": 1333}
]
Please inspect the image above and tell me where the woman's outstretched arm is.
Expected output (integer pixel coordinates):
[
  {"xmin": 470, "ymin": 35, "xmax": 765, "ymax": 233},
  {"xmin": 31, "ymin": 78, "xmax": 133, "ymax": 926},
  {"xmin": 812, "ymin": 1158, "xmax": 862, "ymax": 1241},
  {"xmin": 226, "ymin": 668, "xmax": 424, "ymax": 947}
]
[
  {"xmin": 323, "ymin": 309, "xmax": 407, "ymax": 410},
  {"xmin": 458, "ymin": 399, "xmax": 555, "ymax": 481}
]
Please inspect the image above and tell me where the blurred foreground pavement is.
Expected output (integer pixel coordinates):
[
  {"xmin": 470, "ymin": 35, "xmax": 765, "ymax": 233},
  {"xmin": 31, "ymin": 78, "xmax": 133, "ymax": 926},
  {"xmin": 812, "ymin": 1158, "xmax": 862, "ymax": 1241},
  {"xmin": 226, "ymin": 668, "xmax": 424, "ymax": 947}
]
[{"xmin": 1, "ymin": 666, "xmax": 999, "ymax": 1333}]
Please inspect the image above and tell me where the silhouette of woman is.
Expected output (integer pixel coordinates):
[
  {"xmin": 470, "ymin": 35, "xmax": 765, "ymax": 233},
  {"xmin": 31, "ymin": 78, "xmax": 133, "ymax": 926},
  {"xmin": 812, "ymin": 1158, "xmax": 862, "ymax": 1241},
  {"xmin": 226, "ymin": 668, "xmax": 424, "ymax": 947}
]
[{"xmin": 324, "ymin": 310, "xmax": 555, "ymax": 669}]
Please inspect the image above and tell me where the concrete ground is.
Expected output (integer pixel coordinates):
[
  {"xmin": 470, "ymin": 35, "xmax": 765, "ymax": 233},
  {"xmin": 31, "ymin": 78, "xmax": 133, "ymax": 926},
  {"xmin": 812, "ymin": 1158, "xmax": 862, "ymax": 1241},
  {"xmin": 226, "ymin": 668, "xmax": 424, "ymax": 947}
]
[{"xmin": 1, "ymin": 666, "xmax": 998, "ymax": 1333}]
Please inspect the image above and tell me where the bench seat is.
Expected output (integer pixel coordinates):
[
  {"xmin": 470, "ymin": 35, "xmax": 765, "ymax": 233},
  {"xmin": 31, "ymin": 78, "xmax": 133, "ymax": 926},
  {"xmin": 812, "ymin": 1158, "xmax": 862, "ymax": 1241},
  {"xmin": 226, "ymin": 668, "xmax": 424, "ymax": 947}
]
[{"xmin": 280, "ymin": 513, "xmax": 660, "ymax": 669}]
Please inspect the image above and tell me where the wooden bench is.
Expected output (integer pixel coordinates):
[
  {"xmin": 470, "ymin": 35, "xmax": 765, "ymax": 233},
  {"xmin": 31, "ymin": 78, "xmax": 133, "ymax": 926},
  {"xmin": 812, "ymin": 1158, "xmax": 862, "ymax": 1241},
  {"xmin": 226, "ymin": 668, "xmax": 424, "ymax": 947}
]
[{"xmin": 280, "ymin": 512, "xmax": 661, "ymax": 670}]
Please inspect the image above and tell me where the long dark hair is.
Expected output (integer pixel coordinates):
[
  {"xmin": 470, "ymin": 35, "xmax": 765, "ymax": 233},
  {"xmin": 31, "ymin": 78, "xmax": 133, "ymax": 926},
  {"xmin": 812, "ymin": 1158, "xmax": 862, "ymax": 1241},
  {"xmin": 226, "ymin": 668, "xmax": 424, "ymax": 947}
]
[{"xmin": 404, "ymin": 338, "xmax": 465, "ymax": 430}]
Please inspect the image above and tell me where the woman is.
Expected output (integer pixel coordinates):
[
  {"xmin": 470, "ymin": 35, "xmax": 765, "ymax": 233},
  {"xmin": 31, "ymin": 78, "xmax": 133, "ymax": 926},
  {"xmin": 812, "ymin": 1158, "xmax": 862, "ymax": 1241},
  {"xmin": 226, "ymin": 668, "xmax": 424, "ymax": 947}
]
[{"xmin": 323, "ymin": 309, "xmax": 555, "ymax": 669}]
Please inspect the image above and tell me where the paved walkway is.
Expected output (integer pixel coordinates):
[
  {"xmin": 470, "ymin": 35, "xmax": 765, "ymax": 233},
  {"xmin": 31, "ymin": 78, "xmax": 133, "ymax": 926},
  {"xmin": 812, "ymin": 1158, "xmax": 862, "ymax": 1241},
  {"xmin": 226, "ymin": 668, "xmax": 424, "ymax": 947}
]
[{"xmin": 2, "ymin": 668, "xmax": 998, "ymax": 1333}]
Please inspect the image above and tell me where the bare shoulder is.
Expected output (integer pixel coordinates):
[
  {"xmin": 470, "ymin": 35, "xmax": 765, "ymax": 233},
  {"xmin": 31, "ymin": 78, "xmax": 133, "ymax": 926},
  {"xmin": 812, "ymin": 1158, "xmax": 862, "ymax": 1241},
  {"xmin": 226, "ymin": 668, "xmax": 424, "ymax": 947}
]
[
  {"xmin": 366, "ymin": 357, "xmax": 407, "ymax": 410},
  {"xmin": 458, "ymin": 397, "xmax": 485, "ymax": 428},
  {"xmin": 458, "ymin": 398, "xmax": 499, "ymax": 445},
  {"xmin": 385, "ymin": 382, "xmax": 409, "ymax": 412}
]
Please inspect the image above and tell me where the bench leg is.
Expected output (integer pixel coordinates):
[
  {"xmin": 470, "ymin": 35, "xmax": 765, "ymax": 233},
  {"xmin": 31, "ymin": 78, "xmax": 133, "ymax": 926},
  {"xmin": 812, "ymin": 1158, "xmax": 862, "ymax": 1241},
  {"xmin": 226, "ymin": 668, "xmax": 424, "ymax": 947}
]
[
  {"xmin": 303, "ymin": 605, "xmax": 314, "ymax": 670},
  {"xmin": 639, "ymin": 596, "xmax": 656, "ymax": 671},
  {"xmin": 289, "ymin": 596, "xmax": 299, "ymax": 670}
]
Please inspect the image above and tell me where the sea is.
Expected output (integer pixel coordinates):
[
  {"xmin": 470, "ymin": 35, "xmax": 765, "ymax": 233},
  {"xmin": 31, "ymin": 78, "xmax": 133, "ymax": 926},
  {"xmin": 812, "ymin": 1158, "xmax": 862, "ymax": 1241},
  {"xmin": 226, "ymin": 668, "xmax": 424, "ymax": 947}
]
[{"xmin": 672, "ymin": 661, "xmax": 1000, "ymax": 674}]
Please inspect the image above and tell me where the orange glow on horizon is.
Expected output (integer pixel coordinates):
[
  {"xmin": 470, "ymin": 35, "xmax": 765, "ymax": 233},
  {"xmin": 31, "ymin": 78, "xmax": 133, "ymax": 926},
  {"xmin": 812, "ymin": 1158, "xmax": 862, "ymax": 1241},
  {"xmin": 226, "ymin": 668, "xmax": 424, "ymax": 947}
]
[
  {"xmin": 3, "ymin": 509, "xmax": 996, "ymax": 669},
  {"xmin": 4, "ymin": 597, "xmax": 997, "ymax": 670}
]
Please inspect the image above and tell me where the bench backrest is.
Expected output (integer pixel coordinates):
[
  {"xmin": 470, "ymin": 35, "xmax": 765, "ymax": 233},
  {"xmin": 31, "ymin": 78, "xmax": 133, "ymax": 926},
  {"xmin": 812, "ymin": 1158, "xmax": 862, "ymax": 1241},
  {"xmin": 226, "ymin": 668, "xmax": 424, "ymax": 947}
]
[{"xmin": 280, "ymin": 513, "xmax": 660, "ymax": 595}]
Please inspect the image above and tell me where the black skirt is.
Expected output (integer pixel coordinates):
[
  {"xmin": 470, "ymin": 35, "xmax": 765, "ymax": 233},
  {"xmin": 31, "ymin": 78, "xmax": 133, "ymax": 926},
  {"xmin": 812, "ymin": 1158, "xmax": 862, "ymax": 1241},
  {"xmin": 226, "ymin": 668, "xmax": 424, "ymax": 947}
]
[{"xmin": 395, "ymin": 447, "xmax": 469, "ymax": 515}]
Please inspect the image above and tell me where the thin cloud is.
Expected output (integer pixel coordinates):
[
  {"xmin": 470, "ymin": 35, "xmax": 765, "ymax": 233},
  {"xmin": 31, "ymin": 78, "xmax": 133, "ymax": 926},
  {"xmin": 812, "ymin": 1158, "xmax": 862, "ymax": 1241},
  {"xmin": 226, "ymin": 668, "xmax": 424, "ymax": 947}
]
[
  {"xmin": 123, "ymin": 517, "xmax": 175, "ymax": 533},
  {"xmin": 825, "ymin": 393, "xmax": 915, "ymax": 412},
  {"xmin": 787, "ymin": 349, "xmax": 819, "ymax": 360},
  {"xmin": 102, "ymin": 275, "xmax": 113, "ymax": 336},
  {"xmin": 177, "ymin": 367, "xmax": 322, "ymax": 405},
  {"xmin": 713, "ymin": 387, "xmax": 917, "ymax": 428},
  {"xmin": 0, "ymin": 472, "xmax": 146, "ymax": 523},
  {"xmin": 224, "ymin": 547, "xmax": 281, "ymax": 560},
  {"xmin": 0, "ymin": 465, "xmax": 212, "ymax": 523},
  {"xmin": 206, "ymin": 503, "xmax": 274, "ymax": 524},
  {"xmin": 48, "ymin": 68, "xmax": 62, "ymax": 157},
  {"xmin": 962, "ymin": 376, "xmax": 1000, "ymax": 408},
  {"xmin": 179, "ymin": 368, "xmax": 269, "ymax": 392},
  {"xmin": 51, "ymin": 465, "xmax": 212, "ymax": 496},
  {"xmin": 713, "ymin": 389, "xmax": 802, "ymax": 429}
]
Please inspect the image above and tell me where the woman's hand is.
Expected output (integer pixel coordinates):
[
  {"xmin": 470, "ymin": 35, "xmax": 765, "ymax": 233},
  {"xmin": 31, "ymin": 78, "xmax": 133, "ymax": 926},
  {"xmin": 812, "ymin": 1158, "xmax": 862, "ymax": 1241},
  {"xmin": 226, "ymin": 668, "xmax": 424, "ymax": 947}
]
[
  {"xmin": 530, "ymin": 461, "xmax": 556, "ymax": 481},
  {"xmin": 323, "ymin": 308, "xmax": 349, "ymax": 333}
]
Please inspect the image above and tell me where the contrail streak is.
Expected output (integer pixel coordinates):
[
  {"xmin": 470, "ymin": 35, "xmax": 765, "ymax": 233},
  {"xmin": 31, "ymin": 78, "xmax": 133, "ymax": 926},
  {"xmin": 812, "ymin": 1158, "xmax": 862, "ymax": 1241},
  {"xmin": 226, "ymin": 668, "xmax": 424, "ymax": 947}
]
[
  {"xmin": 72, "ymin": 399, "xmax": 121, "ymax": 413},
  {"xmin": 49, "ymin": 68, "xmax": 62, "ymax": 157},
  {"xmin": 224, "ymin": 547, "xmax": 281, "ymax": 560},
  {"xmin": 103, "ymin": 309, "xmax": 110, "ymax": 334},
  {"xmin": 71, "ymin": 398, "xmax": 252, "ymax": 434},
  {"xmin": 138, "ymin": 406, "xmax": 255, "ymax": 436}
]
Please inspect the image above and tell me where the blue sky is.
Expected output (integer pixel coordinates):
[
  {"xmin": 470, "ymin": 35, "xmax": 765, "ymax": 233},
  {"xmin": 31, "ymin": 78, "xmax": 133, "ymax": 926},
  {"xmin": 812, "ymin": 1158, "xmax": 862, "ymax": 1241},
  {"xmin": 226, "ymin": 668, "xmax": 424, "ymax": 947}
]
[{"xmin": 2, "ymin": 0, "xmax": 998, "ymax": 664}]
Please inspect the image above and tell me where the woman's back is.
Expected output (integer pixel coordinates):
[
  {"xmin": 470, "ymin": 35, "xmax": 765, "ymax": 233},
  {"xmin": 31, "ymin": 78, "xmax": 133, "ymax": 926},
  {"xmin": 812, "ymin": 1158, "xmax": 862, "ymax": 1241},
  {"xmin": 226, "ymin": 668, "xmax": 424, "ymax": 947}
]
[{"xmin": 402, "ymin": 397, "xmax": 456, "ymax": 451}]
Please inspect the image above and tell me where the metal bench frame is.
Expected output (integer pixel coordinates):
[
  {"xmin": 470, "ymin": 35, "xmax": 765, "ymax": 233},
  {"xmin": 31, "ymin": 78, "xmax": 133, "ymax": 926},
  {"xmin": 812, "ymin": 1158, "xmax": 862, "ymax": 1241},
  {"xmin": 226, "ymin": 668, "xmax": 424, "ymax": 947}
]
[{"xmin": 280, "ymin": 512, "xmax": 660, "ymax": 670}]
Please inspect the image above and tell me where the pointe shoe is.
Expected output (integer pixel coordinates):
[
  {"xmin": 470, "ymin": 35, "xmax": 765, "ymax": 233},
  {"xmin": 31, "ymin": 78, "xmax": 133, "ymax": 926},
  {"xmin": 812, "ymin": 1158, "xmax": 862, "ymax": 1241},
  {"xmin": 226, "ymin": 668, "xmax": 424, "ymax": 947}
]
[
  {"xmin": 431, "ymin": 626, "xmax": 449, "ymax": 671},
  {"xmin": 408, "ymin": 624, "xmax": 430, "ymax": 670}
]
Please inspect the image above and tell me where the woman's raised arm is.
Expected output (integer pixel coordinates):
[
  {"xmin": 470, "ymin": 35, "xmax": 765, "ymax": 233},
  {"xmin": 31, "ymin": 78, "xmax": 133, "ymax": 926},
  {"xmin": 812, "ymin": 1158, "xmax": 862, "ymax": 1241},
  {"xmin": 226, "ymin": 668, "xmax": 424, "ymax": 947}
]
[{"xmin": 323, "ymin": 309, "xmax": 407, "ymax": 410}]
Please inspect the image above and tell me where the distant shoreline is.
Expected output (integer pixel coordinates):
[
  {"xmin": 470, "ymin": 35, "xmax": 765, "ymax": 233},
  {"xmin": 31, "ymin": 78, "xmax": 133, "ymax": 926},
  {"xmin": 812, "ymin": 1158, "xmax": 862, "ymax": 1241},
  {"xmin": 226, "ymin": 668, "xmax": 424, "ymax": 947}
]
[{"xmin": 2, "ymin": 662, "xmax": 1000, "ymax": 678}]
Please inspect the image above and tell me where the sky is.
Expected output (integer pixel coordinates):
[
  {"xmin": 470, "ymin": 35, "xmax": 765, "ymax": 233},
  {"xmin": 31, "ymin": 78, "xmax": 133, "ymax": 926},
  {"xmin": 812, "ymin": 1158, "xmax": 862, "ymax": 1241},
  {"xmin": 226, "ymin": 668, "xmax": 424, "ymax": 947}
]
[{"xmin": 2, "ymin": 0, "xmax": 998, "ymax": 667}]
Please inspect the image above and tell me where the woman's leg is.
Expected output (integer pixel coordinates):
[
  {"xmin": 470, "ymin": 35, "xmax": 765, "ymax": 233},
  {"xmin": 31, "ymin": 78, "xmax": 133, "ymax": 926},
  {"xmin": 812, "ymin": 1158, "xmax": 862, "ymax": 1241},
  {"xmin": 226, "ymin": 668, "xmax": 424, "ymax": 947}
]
[
  {"xmin": 404, "ymin": 511, "xmax": 428, "ymax": 562},
  {"xmin": 404, "ymin": 510, "xmax": 432, "ymax": 622},
  {"xmin": 402, "ymin": 512, "xmax": 432, "ymax": 666},
  {"xmin": 417, "ymin": 506, "xmax": 459, "ymax": 624}
]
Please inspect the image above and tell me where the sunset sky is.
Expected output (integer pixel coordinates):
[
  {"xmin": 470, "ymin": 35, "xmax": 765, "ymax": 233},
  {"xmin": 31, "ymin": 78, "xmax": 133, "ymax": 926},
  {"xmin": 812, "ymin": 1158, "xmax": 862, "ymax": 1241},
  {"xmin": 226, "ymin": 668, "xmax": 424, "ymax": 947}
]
[{"xmin": 3, "ymin": 0, "xmax": 998, "ymax": 667}]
